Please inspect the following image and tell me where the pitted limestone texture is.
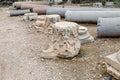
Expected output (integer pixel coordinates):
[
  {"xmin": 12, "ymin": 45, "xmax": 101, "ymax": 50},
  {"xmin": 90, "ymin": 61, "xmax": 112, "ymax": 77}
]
[
  {"xmin": 33, "ymin": 15, "xmax": 61, "ymax": 34},
  {"xmin": 23, "ymin": 13, "xmax": 38, "ymax": 21},
  {"xmin": 40, "ymin": 22, "xmax": 81, "ymax": 58}
]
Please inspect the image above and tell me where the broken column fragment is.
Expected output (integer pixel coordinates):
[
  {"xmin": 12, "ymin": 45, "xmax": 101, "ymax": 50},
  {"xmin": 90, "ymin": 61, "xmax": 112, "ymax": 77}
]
[
  {"xmin": 33, "ymin": 15, "xmax": 46, "ymax": 32},
  {"xmin": 33, "ymin": 14, "xmax": 61, "ymax": 33},
  {"xmin": 78, "ymin": 26, "xmax": 94, "ymax": 44},
  {"xmin": 45, "ymin": 15, "xmax": 61, "ymax": 34},
  {"xmin": 97, "ymin": 17, "xmax": 120, "ymax": 37},
  {"xmin": 23, "ymin": 13, "xmax": 38, "ymax": 21},
  {"xmin": 9, "ymin": 9, "xmax": 30, "ymax": 16},
  {"xmin": 13, "ymin": 1, "xmax": 48, "ymax": 9},
  {"xmin": 40, "ymin": 22, "xmax": 81, "ymax": 58}
]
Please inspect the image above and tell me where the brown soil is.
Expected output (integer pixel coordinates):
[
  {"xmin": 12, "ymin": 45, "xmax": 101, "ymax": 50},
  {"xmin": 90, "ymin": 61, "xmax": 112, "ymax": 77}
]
[{"xmin": 0, "ymin": 8, "xmax": 120, "ymax": 80}]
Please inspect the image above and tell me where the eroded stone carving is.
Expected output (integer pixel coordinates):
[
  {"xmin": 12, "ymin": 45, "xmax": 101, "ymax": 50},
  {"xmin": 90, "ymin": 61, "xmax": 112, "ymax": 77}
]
[
  {"xmin": 33, "ymin": 15, "xmax": 46, "ymax": 32},
  {"xmin": 40, "ymin": 22, "xmax": 81, "ymax": 58},
  {"xmin": 33, "ymin": 14, "xmax": 61, "ymax": 34}
]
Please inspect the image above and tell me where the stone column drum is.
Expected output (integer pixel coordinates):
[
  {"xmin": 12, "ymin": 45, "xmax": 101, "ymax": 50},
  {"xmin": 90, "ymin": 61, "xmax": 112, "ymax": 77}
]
[
  {"xmin": 45, "ymin": 15, "xmax": 61, "ymax": 34},
  {"xmin": 34, "ymin": 14, "xmax": 61, "ymax": 34},
  {"xmin": 40, "ymin": 22, "xmax": 81, "ymax": 58}
]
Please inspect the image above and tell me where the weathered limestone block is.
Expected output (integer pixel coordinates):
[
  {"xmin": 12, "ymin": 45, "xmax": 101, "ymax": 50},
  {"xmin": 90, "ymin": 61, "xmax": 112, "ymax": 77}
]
[
  {"xmin": 105, "ymin": 51, "xmax": 120, "ymax": 79},
  {"xmin": 78, "ymin": 26, "xmax": 94, "ymax": 44},
  {"xmin": 107, "ymin": 65, "xmax": 120, "ymax": 80},
  {"xmin": 33, "ymin": 15, "xmax": 61, "ymax": 33},
  {"xmin": 33, "ymin": 15, "xmax": 46, "ymax": 32},
  {"xmin": 46, "ymin": 15, "xmax": 61, "ymax": 25},
  {"xmin": 23, "ymin": 13, "xmax": 38, "ymax": 21},
  {"xmin": 105, "ymin": 51, "xmax": 120, "ymax": 72},
  {"xmin": 45, "ymin": 15, "xmax": 61, "ymax": 34},
  {"xmin": 40, "ymin": 22, "xmax": 81, "ymax": 58}
]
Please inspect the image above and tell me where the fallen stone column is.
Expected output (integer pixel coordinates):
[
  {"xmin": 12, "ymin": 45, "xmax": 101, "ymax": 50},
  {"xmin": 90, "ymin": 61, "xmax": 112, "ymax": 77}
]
[
  {"xmin": 32, "ymin": 5, "xmax": 48, "ymax": 15},
  {"xmin": 13, "ymin": 1, "xmax": 48, "ymax": 9},
  {"xmin": 21, "ymin": 4, "xmax": 37, "ymax": 11},
  {"xmin": 40, "ymin": 22, "xmax": 81, "ymax": 58},
  {"xmin": 97, "ymin": 17, "xmax": 120, "ymax": 37},
  {"xmin": 23, "ymin": 13, "xmax": 38, "ymax": 21},
  {"xmin": 9, "ymin": 9, "xmax": 30, "ymax": 16},
  {"xmin": 46, "ymin": 7, "xmax": 120, "ymax": 17},
  {"xmin": 65, "ymin": 11, "xmax": 120, "ymax": 23}
]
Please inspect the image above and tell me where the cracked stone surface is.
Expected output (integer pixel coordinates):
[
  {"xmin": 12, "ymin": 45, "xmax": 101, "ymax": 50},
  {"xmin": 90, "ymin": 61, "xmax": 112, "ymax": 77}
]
[
  {"xmin": 40, "ymin": 22, "xmax": 81, "ymax": 58},
  {"xmin": 33, "ymin": 14, "xmax": 61, "ymax": 34}
]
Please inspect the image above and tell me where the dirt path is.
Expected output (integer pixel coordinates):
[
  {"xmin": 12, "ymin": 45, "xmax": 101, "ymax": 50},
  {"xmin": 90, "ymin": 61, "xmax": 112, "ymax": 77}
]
[{"xmin": 0, "ymin": 8, "xmax": 120, "ymax": 80}]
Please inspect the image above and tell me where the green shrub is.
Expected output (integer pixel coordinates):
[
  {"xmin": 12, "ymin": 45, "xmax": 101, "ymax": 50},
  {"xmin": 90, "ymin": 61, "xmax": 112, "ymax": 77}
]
[
  {"xmin": 114, "ymin": 0, "xmax": 120, "ymax": 7},
  {"xmin": 100, "ymin": 0, "xmax": 106, "ymax": 6}
]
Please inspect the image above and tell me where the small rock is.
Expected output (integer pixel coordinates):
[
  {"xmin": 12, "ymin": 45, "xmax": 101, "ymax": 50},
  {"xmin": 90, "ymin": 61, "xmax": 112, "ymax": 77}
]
[{"xmin": 104, "ymin": 74, "xmax": 113, "ymax": 80}]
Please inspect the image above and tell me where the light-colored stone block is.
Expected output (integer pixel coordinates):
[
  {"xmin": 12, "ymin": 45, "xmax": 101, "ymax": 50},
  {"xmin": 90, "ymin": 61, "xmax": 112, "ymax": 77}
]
[
  {"xmin": 78, "ymin": 26, "xmax": 94, "ymax": 44},
  {"xmin": 107, "ymin": 65, "xmax": 120, "ymax": 80},
  {"xmin": 105, "ymin": 52, "xmax": 120, "ymax": 72},
  {"xmin": 23, "ymin": 13, "xmax": 38, "ymax": 21},
  {"xmin": 40, "ymin": 22, "xmax": 81, "ymax": 58},
  {"xmin": 34, "ymin": 15, "xmax": 61, "ymax": 33}
]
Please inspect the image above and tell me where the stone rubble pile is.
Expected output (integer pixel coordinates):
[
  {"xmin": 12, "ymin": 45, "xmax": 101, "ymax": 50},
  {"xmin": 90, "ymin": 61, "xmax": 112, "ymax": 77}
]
[{"xmin": 32, "ymin": 15, "xmax": 94, "ymax": 58}]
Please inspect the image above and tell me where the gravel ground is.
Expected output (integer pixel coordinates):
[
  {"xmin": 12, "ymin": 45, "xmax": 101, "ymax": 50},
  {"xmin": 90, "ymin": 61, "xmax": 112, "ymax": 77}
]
[{"xmin": 0, "ymin": 8, "xmax": 120, "ymax": 80}]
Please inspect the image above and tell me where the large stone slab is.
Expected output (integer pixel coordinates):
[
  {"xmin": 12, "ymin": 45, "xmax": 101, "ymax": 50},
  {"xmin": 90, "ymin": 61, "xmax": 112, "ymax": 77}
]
[
  {"xmin": 105, "ymin": 52, "xmax": 120, "ymax": 72},
  {"xmin": 107, "ymin": 65, "xmax": 120, "ymax": 80}
]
